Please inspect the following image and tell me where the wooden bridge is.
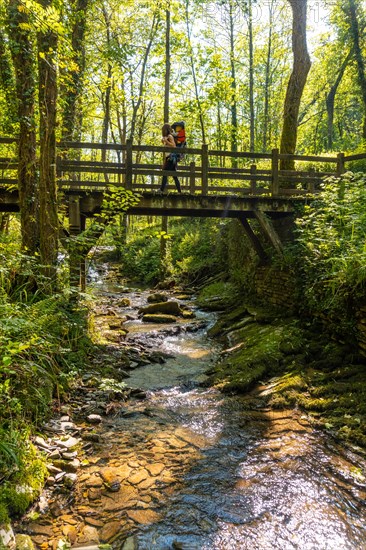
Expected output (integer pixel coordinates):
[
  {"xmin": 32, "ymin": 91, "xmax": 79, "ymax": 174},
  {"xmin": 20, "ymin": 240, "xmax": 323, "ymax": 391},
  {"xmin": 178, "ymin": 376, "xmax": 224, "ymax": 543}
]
[{"xmin": 0, "ymin": 137, "xmax": 364, "ymax": 260}]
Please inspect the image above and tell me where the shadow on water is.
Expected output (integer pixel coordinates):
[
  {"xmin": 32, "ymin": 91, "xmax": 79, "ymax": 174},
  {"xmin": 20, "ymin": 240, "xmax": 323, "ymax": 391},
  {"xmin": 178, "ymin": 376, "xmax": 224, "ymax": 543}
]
[{"xmin": 87, "ymin": 271, "xmax": 366, "ymax": 550}]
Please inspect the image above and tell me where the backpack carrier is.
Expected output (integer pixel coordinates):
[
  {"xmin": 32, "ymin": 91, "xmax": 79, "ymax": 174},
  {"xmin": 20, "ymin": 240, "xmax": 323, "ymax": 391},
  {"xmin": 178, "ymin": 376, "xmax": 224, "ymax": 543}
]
[{"xmin": 171, "ymin": 121, "xmax": 187, "ymax": 161}]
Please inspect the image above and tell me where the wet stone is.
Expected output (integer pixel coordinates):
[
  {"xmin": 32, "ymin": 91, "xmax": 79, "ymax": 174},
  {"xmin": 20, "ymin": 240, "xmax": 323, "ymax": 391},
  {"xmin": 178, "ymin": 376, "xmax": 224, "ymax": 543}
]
[
  {"xmin": 128, "ymin": 468, "xmax": 149, "ymax": 485},
  {"xmin": 86, "ymin": 414, "xmax": 103, "ymax": 424},
  {"xmin": 146, "ymin": 463, "xmax": 165, "ymax": 476},
  {"xmin": 126, "ymin": 509, "xmax": 161, "ymax": 525},
  {"xmin": 100, "ymin": 521, "xmax": 122, "ymax": 542}
]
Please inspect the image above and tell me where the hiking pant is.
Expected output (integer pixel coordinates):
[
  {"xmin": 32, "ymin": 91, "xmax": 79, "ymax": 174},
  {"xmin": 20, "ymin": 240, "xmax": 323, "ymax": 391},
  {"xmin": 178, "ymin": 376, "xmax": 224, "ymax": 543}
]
[{"xmin": 160, "ymin": 157, "xmax": 181, "ymax": 193}]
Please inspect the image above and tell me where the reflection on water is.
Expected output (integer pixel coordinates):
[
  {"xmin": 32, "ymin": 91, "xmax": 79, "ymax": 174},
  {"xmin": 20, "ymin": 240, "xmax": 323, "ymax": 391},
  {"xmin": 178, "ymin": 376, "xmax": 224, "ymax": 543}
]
[{"xmin": 89, "ymin": 272, "xmax": 366, "ymax": 550}]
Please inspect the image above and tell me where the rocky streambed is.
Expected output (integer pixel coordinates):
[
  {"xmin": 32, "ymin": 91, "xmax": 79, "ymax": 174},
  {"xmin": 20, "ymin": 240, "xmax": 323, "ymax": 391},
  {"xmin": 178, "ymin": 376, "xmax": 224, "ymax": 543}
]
[{"xmin": 10, "ymin": 280, "xmax": 366, "ymax": 550}]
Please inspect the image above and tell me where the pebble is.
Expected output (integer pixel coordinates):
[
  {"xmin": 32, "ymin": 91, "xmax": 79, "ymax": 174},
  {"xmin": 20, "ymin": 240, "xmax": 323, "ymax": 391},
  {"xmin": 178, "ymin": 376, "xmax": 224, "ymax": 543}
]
[
  {"xmin": 54, "ymin": 436, "xmax": 80, "ymax": 450},
  {"xmin": 86, "ymin": 414, "xmax": 103, "ymax": 424},
  {"xmin": 63, "ymin": 473, "xmax": 77, "ymax": 488}
]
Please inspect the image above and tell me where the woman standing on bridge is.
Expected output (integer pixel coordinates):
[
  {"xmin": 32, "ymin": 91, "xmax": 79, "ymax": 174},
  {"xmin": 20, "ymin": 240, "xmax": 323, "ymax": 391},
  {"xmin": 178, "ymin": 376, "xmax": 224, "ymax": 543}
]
[{"xmin": 159, "ymin": 123, "xmax": 181, "ymax": 193}]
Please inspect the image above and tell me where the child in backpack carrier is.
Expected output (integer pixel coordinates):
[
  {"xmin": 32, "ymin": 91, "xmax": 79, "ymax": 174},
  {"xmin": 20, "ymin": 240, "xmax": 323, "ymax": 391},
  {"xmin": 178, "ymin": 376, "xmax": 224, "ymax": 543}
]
[{"xmin": 171, "ymin": 121, "xmax": 186, "ymax": 160}]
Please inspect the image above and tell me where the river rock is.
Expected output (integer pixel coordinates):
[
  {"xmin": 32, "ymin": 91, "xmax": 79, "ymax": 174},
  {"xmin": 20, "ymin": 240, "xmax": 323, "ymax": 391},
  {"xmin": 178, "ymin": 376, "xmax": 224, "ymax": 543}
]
[
  {"xmin": 14, "ymin": 534, "xmax": 35, "ymax": 550},
  {"xmin": 86, "ymin": 414, "xmax": 103, "ymax": 424},
  {"xmin": 142, "ymin": 314, "xmax": 177, "ymax": 324},
  {"xmin": 0, "ymin": 524, "xmax": 15, "ymax": 549},
  {"xmin": 100, "ymin": 521, "xmax": 121, "ymax": 542},
  {"xmin": 77, "ymin": 525, "xmax": 99, "ymax": 544},
  {"xmin": 182, "ymin": 309, "xmax": 195, "ymax": 319},
  {"xmin": 147, "ymin": 293, "xmax": 168, "ymax": 303},
  {"xmin": 116, "ymin": 297, "xmax": 131, "ymax": 307},
  {"xmin": 63, "ymin": 473, "xmax": 77, "ymax": 488},
  {"xmin": 139, "ymin": 301, "xmax": 182, "ymax": 316},
  {"xmin": 126, "ymin": 509, "xmax": 161, "ymax": 525},
  {"xmin": 122, "ymin": 535, "xmax": 138, "ymax": 550},
  {"xmin": 54, "ymin": 436, "xmax": 80, "ymax": 450}
]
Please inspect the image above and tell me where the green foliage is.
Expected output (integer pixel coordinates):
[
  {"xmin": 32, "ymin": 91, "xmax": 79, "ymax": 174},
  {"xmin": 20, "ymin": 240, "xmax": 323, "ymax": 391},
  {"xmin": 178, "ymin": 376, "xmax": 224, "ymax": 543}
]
[
  {"xmin": 295, "ymin": 172, "xmax": 366, "ymax": 326},
  {"xmin": 115, "ymin": 218, "xmax": 222, "ymax": 285}
]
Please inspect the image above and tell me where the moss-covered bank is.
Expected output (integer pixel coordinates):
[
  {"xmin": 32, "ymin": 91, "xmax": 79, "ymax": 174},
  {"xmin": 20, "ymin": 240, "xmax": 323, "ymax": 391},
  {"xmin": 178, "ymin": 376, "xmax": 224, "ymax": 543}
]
[{"xmin": 202, "ymin": 282, "xmax": 366, "ymax": 451}]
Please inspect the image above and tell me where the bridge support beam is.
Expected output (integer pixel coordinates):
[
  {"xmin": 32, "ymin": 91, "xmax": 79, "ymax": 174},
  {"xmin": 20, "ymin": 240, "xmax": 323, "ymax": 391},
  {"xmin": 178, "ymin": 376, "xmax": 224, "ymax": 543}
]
[
  {"xmin": 254, "ymin": 211, "xmax": 284, "ymax": 255},
  {"xmin": 239, "ymin": 217, "xmax": 268, "ymax": 262},
  {"xmin": 69, "ymin": 196, "xmax": 86, "ymax": 291}
]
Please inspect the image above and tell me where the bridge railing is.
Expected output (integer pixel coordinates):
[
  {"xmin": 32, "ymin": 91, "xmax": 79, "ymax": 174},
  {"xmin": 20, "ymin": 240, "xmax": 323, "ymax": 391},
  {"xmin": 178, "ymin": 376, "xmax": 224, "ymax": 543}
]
[{"xmin": 0, "ymin": 137, "xmax": 364, "ymax": 197}]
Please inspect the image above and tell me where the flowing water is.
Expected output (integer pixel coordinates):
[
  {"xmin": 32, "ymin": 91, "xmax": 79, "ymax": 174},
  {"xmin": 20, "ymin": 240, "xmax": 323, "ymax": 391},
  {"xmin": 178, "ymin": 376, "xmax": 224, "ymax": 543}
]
[{"xmin": 86, "ymin": 272, "xmax": 366, "ymax": 550}]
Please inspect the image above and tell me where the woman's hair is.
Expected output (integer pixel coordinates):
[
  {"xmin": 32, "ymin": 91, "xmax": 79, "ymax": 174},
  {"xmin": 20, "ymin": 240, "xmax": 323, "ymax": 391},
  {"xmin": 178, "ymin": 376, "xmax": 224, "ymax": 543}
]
[{"xmin": 162, "ymin": 123, "xmax": 172, "ymax": 137}]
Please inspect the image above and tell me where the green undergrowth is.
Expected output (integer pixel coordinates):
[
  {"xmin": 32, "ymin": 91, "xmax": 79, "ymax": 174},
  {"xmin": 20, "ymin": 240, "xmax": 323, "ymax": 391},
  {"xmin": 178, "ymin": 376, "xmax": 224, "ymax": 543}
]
[
  {"xmin": 206, "ymin": 293, "xmax": 366, "ymax": 449},
  {"xmin": 0, "ymin": 290, "xmax": 93, "ymax": 524}
]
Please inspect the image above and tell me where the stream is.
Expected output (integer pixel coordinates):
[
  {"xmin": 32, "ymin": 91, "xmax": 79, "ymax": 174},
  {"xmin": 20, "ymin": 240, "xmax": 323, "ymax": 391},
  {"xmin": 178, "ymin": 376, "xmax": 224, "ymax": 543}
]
[{"xmin": 21, "ymin": 268, "xmax": 366, "ymax": 550}]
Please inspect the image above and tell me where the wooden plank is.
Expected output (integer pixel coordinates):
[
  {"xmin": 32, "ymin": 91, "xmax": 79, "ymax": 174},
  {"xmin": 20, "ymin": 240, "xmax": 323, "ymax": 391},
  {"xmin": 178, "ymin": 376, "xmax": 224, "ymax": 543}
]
[
  {"xmin": 344, "ymin": 152, "xmax": 366, "ymax": 162},
  {"xmin": 132, "ymin": 144, "xmax": 202, "ymax": 155},
  {"xmin": 125, "ymin": 139, "xmax": 133, "ymax": 190},
  {"xmin": 279, "ymin": 153, "xmax": 338, "ymax": 163},
  {"xmin": 58, "ymin": 141, "xmax": 125, "ymax": 151},
  {"xmin": 209, "ymin": 149, "xmax": 272, "ymax": 160},
  {"xmin": 190, "ymin": 162, "xmax": 196, "ymax": 194},
  {"xmin": 201, "ymin": 144, "xmax": 209, "ymax": 195},
  {"xmin": 0, "ymin": 178, "xmax": 17, "ymax": 184},
  {"xmin": 250, "ymin": 164, "xmax": 257, "ymax": 193},
  {"xmin": 271, "ymin": 148, "xmax": 279, "ymax": 196},
  {"xmin": 208, "ymin": 173, "xmax": 272, "ymax": 182},
  {"xmin": 0, "ymin": 137, "xmax": 18, "ymax": 144},
  {"xmin": 337, "ymin": 152, "xmax": 345, "ymax": 176},
  {"xmin": 239, "ymin": 217, "xmax": 268, "ymax": 261},
  {"xmin": 254, "ymin": 210, "xmax": 283, "ymax": 254},
  {"xmin": 279, "ymin": 170, "xmax": 334, "ymax": 177}
]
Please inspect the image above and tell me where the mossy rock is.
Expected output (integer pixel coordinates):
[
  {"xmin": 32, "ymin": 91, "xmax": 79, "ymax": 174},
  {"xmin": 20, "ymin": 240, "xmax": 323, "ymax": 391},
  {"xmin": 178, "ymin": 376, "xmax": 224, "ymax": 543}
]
[
  {"xmin": 139, "ymin": 301, "xmax": 182, "ymax": 316},
  {"xmin": 147, "ymin": 293, "xmax": 168, "ymax": 303},
  {"xmin": 15, "ymin": 534, "xmax": 35, "ymax": 550},
  {"xmin": 196, "ymin": 282, "xmax": 239, "ymax": 311},
  {"xmin": 142, "ymin": 314, "xmax": 177, "ymax": 324}
]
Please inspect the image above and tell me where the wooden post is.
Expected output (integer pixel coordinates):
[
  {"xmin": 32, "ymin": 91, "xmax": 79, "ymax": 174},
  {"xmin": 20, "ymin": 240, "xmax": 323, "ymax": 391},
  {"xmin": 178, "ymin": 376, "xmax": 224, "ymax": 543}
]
[
  {"xmin": 80, "ymin": 215, "xmax": 86, "ymax": 291},
  {"xmin": 125, "ymin": 138, "xmax": 133, "ymax": 190},
  {"xmin": 69, "ymin": 195, "xmax": 81, "ymax": 235},
  {"xmin": 254, "ymin": 210, "xmax": 284, "ymax": 254},
  {"xmin": 240, "ymin": 217, "xmax": 268, "ymax": 262},
  {"xmin": 337, "ymin": 152, "xmax": 345, "ymax": 177},
  {"xmin": 69, "ymin": 195, "xmax": 82, "ymax": 290},
  {"xmin": 308, "ymin": 168, "xmax": 315, "ymax": 193},
  {"xmin": 271, "ymin": 148, "xmax": 279, "ymax": 196},
  {"xmin": 190, "ymin": 161, "xmax": 196, "ymax": 194},
  {"xmin": 250, "ymin": 164, "xmax": 257, "ymax": 194},
  {"xmin": 56, "ymin": 155, "xmax": 61, "ymax": 178},
  {"xmin": 201, "ymin": 143, "xmax": 209, "ymax": 196}
]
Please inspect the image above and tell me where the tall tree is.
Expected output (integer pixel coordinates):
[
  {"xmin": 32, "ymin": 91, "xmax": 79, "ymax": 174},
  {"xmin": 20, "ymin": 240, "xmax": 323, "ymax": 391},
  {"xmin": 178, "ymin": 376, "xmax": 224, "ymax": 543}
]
[
  {"xmin": 61, "ymin": 0, "xmax": 89, "ymax": 141},
  {"xmin": 38, "ymin": 0, "xmax": 59, "ymax": 288},
  {"xmin": 345, "ymin": 0, "xmax": 366, "ymax": 140},
  {"xmin": 7, "ymin": 0, "xmax": 39, "ymax": 254},
  {"xmin": 326, "ymin": 50, "xmax": 353, "ymax": 149},
  {"xmin": 280, "ymin": 0, "xmax": 311, "ymax": 169}
]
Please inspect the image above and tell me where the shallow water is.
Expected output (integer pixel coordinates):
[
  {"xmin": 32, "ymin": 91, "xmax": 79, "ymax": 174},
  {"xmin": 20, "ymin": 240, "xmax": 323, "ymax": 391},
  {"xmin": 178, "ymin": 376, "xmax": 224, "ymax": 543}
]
[{"xmin": 89, "ymin": 279, "xmax": 366, "ymax": 550}]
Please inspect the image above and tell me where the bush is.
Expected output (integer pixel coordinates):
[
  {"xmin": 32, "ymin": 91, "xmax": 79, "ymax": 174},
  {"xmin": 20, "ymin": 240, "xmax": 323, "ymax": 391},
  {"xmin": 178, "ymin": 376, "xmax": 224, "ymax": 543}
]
[{"xmin": 295, "ymin": 171, "xmax": 366, "ymax": 329}]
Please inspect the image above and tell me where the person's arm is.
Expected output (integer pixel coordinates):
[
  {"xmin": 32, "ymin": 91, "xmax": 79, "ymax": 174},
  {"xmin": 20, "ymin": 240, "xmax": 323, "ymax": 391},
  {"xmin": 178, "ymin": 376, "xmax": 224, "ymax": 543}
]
[{"xmin": 167, "ymin": 134, "xmax": 176, "ymax": 147}]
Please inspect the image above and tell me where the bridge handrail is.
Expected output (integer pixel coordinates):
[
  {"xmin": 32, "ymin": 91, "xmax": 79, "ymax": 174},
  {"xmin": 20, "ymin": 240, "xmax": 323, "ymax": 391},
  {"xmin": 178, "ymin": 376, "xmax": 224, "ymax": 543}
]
[{"xmin": 2, "ymin": 136, "xmax": 365, "ymax": 197}]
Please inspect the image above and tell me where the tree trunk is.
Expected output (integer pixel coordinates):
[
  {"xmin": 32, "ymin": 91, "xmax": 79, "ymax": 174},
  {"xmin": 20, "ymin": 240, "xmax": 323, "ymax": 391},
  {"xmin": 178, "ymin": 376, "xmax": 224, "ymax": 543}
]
[
  {"xmin": 262, "ymin": 1, "xmax": 274, "ymax": 152},
  {"xmin": 61, "ymin": 0, "xmax": 89, "ymax": 141},
  {"xmin": 248, "ymin": 0, "xmax": 255, "ymax": 153},
  {"xmin": 7, "ymin": 0, "xmax": 39, "ymax": 254},
  {"xmin": 164, "ymin": 9, "xmax": 171, "ymax": 123},
  {"xmin": 229, "ymin": 1, "xmax": 238, "ymax": 159},
  {"xmin": 185, "ymin": 0, "xmax": 206, "ymax": 143},
  {"xmin": 280, "ymin": 0, "xmax": 311, "ymax": 170},
  {"xmin": 38, "ymin": 0, "xmax": 59, "ymax": 289},
  {"xmin": 0, "ymin": 30, "xmax": 17, "ymax": 133},
  {"xmin": 346, "ymin": 0, "xmax": 366, "ymax": 140},
  {"xmin": 326, "ymin": 51, "xmax": 352, "ymax": 150}
]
